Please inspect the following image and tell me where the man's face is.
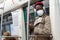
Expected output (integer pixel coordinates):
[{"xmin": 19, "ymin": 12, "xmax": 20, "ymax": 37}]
[{"xmin": 36, "ymin": 5, "xmax": 43, "ymax": 11}]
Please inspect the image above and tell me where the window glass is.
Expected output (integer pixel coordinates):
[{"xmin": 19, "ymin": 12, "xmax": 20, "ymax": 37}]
[{"xmin": 2, "ymin": 24, "xmax": 11, "ymax": 35}]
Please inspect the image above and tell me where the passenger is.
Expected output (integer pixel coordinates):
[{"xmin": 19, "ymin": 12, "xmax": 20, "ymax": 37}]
[
  {"xmin": 3, "ymin": 31, "xmax": 18, "ymax": 40},
  {"xmin": 34, "ymin": 2, "xmax": 45, "ymax": 34},
  {"xmin": 33, "ymin": 2, "xmax": 51, "ymax": 40}
]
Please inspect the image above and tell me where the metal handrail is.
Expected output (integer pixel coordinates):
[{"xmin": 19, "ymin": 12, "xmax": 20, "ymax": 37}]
[
  {"xmin": 0, "ymin": 36, "xmax": 21, "ymax": 38},
  {"xmin": 28, "ymin": 34, "xmax": 53, "ymax": 40},
  {"xmin": 29, "ymin": 34, "xmax": 53, "ymax": 38}
]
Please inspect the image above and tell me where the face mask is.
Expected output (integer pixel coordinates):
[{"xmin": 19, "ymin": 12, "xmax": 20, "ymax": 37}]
[{"xmin": 37, "ymin": 10, "xmax": 44, "ymax": 16}]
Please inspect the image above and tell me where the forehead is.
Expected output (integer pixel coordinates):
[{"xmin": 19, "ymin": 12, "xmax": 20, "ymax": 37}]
[
  {"xmin": 35, "ymin": 5, "xmax": 43, "ymax": 10},
  {"xmin": 36, "ymin": 5, "xmax": 43, "ymax": 9},
  {"xmin": 36, "ymin": 5, "xmax": 43, "ymax": 8}
]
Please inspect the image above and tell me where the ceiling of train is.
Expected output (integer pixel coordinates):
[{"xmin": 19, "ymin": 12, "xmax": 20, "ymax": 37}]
[{"xmin": 0, "ymin": 0, "xmax": 49, "ymax": 8}]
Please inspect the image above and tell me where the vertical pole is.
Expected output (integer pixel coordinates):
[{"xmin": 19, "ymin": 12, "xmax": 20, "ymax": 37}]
[
  {"xmin": 27, "ymin": 0, "xmax": 30, "ymax": 40},
  {"xmin": 1, "ymin": 10, "xmax": 3, "ymax": 36},
  {"xmin": 1, "ymin": 0, "xmax": 5, "ymax": 37},
  {"xmin": 49, "ymin": 0, "xmax": 57, "ymax": 40}
]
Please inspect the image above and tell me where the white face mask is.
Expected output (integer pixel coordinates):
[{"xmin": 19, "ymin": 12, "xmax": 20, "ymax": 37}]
[{"xmin": 37, "ymin": 10, "xmax": 44, "ymax": 16}]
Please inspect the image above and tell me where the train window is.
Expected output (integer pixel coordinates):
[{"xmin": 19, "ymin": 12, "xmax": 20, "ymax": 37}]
[{"xmin": 1, "ymin": 12, "xmax": 21, "ymax": 40}]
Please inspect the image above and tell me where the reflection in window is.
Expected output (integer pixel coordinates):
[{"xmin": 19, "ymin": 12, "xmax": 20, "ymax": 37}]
[{"xmin": 2, "ymin": 24, "xmax": 11, "ymax": 35}]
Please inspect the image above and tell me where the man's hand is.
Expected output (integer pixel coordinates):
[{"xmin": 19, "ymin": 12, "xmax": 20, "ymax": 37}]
[{"xmin": 29, "ymin": 23, "xmax": 34, "ymax": 30}]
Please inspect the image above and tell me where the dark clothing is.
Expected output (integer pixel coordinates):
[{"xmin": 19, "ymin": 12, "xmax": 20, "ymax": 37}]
[{"xmin": 4, "ymin": 37, "xmax": 16, "ymax": 40}]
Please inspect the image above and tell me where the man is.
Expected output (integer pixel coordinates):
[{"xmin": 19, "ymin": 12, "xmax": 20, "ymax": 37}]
[
  {"xmin": 33, "ymin": 2, "xmax": 51, "ymax": 40},
  {"xmin": 34, "ymin": 2, "xmax": 45, "ymax": 34}
]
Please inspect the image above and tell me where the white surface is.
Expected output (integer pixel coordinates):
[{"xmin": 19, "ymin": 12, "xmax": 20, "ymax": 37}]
[
  {"xmin": 0, "ymin": 0, "xmax": 28, "ymax": 14},
  {"xmin": 11, "ymin": 8, "xmax": 26, "ymax": 40},
  {"xmin": 49, "ymin": 0, "xmax": 60, "ymax": 40},
  {"xmin": 11, "ymin": 11, "xmax": 22, "ymax": 36},
  {"xmin": 0, "ymin": 0, "xmax": 4, "ymax": 4},
  {"xmin": 55, "ymin": 0, "xmax": 60, "ymax": 40}
]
